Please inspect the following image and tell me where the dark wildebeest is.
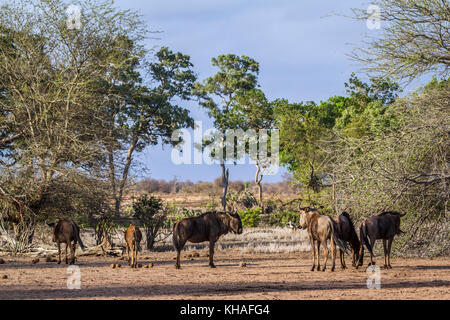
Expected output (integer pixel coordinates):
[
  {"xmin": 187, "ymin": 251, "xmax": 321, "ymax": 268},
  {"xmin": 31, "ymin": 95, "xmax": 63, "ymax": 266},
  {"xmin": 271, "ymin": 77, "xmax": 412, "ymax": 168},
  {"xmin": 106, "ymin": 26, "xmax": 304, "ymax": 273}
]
[
  {"xmin": 334, "ymin": 211, "xmax": 360, "ymax": 269},
  {"xmin": 172, "ymin": 211, "xmax": 243, "ymax": 269},
  {"xmin": 298, "ymin": 207, "xmax": 348, "ymax": 272},
  {"xmin": 357, "ymin": 211, "xmax": 406, "ymax": 269},
  {"xmin": 124, "ymin": 223, "xmax": 142, "ymax": 268},
  {"xmin": 47, "ymin": 219, "xmax": 86, "ymax": 264}
]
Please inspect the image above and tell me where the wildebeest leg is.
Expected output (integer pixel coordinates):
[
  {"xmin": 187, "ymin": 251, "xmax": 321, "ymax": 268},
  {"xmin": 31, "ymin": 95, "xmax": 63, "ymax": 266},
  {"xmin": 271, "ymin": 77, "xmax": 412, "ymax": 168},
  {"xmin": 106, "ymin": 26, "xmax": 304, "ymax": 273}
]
[
  {"xmin": 310, "ymin": 239, "xmax": 316, "ymax": 271},
  {"xmin": 175, "ymin": 249, "xmax": 181, "ymax": 269},
  {"xmin": 70, "ymin": 241, "xmax": 76, "ymax": 265},
  {"xmin": 133, "ymin": 242, "xmax": 138, "ymax": 268},
  {"xmin": 340, "ymin": 249, "xmax": 346, "ymax": 269},
  {"xmin": 382, "ymin": 239, "xmax": 388, "ymax": 269},
  {"xmin": 209, "ymin": 240, "xmax": 216, "ymax": 268},
  {"xmin": 316, "ymin": 241, "xmax": 321, "ymax": 271},
  {"xmin": 387, "ymin": 237, "xmax": 393, "ymax": 269},
  {"xmin": 330, "ymin": 238, "xmax": 336, "ymax": 272},
  {"xmin": 175, "ymin": 239, "xmax": 186, "ymax": 270},
  {"xmin": 131, "ymin": 242, "xmax": 137, "ymax": 268},
  {"xmin": 126, "ymin": 244, "xmax": 131, "ymax": 266},
  {"xmin": 57, "ymin": 242, "xmax": 61, "ymax": 264},
  {"xmin": 368, "ymin": 237, "xmax": 376, "ymax": 266},
  {"xmin": 65, "ymin": 242, "xmax": 69, "ymax": 264},
  {"xmin": 130, "ymin": 243, "xmax": 134, "ymax": 268},
  {"xmin": 351, "ymin": 251, "xmax": 356, "ymax": 267},
  {"xmin": 322, "ymin": 240, "xmax": 329, "ymax": 272}
]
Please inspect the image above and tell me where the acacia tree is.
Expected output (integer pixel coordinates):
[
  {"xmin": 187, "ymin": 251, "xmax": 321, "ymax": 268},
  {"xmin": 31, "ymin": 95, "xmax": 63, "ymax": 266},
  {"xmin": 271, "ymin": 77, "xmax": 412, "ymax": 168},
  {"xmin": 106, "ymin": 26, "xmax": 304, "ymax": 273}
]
[
  {"xmin": 0, "ymin": 0, "xmax": 197, "ymax": 250},
  {"xmin": 194, "ymin": 54, "xmax": 259, "ymax": 210},
  {"xmin": 232, "ymin": 89, "xmax": 276, "ymax": 213},
  {"xmin": 351, "ymin": 0, "xmax": 450, "ymax": 82},
  {"xmin": 96, "ymin": 44, "xmax": 197, "ymax": 217},
  {"xmin": 326, "ymin": 80, "xmax": 449, "ymax": 255},
  {"xmin": 0, "ymin": 0, "xmax": 133, "ymax": 229}
]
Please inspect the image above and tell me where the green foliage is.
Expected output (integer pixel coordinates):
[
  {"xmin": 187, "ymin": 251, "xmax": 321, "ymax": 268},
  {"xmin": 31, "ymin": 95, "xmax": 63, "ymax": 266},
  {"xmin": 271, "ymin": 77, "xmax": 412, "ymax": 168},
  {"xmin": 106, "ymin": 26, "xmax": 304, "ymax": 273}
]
[
  {"xmin": 178, "ymin": 207, "xmax": 203, "ymax": 218},
  {"xmin": 268, "ymin": 209, "xmax": 298, "ymax": 227},
  {"xmin": 131, "ymin": 194, "xmax": 168, "ymax": 250},
  {"xmin": 194, "ymin": 54, "xmax": 260, "ymax": 157},
  {"xmin": 132, "ymin": 194, "xmax": 164, "ymax": 223},
  {"xmin": 275, "ymin": 74, "xmax": 400, "ymax": 192},
  {"xmin": 238, "ymin": 208, "xmax": 261, "ymax": 227}
]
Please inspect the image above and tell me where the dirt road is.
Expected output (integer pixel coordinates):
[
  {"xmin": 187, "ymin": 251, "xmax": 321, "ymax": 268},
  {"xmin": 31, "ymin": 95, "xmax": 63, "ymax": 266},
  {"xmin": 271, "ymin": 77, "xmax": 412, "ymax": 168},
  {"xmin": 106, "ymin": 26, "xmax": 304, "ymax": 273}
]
[{"xmin": 0, "ymin": 251, "xmax": 448, "ymax": 300}]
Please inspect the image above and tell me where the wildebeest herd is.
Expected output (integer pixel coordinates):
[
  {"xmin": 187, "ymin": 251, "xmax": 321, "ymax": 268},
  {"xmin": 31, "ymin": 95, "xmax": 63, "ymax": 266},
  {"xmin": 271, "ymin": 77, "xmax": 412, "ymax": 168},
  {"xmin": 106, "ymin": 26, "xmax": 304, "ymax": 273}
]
[{"xmin": 45, "ymin": 208, "xmax": 405, "ymax": 271}]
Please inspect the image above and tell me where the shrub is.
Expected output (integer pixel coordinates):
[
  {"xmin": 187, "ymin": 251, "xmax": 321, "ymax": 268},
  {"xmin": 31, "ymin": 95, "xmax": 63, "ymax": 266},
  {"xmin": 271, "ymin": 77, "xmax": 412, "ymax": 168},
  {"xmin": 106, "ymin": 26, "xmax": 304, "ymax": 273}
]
[
  {"xmin": 132, "ymin": 194, "xmax": 167, "ymax": 250},
  {"xmin": 269, "ymin": 209, "xmax": 298, "ymax": 227},
  {"xmin": 238, "ymin": 208, "xmax": 262, "ymax": 228}
]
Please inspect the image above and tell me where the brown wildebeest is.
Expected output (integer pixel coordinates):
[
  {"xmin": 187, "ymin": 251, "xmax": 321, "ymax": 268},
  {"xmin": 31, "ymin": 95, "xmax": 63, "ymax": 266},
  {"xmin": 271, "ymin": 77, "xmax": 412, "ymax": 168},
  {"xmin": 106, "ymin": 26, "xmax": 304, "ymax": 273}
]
[
  {"xmin": 357, "ymin": 211, "xmax": 406, "ymax": 269},
  {"xmin": 298, "ymin": 207, "xmax": 348, "ymax": 272},
  {"xmin": 334, "ymin": 211, "xmax": 360, "ymax": 269},
  {"xmin": 47, "ymin": 219, "xmax": 86, "ymax": 265},
  {"xmin": 124, "ymin": 223, "xmax": 142, "ymax": 268},
  {"xmin": 172, "ymin": 211, "xmax": 243, "ymax": 269}
]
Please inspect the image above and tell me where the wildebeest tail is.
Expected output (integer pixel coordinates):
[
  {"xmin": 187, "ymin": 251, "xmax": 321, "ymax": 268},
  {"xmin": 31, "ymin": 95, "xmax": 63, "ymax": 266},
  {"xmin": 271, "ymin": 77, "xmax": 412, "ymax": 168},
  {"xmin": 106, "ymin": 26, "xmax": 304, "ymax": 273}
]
[
  {"xmin": 73, "ymin": 223, "xmax": 86, "ymax": 251},
  {"xmin": 172, "ymin": 222, "xmax": 181, "ymax": 252},
  {"xmin": 135, "ymin": 230, "xmax": 142, "ymax": 252},
  {"xmin": 360, "ymin": 222, "xmax": 372, "ymax": 256},
  {"xmin": 331, "ymin": 220, "xmax": 348, "ymax": 254}
]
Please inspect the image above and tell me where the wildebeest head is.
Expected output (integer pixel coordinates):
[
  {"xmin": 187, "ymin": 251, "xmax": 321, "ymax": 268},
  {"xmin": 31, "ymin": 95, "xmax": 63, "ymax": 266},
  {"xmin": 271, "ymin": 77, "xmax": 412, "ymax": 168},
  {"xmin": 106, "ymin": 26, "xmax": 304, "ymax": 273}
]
[
  {"xmin": 46, "ymin": 221, "xmax": 57, "ymax": 242},
  {"xmin": 298, "ymin": 207, "xmax": 312, "ymax": 229},
  {"xmin": 226, "ymin": 212, "xmax": 243, "ymax": 234}
]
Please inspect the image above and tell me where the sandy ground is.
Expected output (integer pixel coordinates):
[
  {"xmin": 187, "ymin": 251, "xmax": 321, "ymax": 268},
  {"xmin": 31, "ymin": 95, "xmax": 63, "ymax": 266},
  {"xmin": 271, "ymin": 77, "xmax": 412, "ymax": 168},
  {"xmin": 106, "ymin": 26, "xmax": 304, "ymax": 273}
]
[{"xmin": 0, "ymin": 250, "xmax": 448, "ymax": 300}]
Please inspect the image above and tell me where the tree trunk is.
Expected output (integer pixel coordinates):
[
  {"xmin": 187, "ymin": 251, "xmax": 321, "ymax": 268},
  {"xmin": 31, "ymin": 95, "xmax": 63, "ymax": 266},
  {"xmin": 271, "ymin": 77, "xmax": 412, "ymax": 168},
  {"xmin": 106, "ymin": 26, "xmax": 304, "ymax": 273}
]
[
  {"xmin": 255, "ymin": 161, "xmax": 264, "ymax": 214},
  {"xmin": 221, "ymin": 163, "xmax": 229, "ymax": 211}
]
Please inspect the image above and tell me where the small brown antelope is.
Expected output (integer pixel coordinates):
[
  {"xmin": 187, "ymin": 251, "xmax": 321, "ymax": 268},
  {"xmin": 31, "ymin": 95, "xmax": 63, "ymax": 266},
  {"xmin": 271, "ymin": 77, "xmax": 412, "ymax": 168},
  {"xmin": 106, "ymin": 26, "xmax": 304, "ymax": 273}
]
[
  {"xmin": 46, "ymin": 219, "xmax": 86, "ymax": 265},
  {"xmin": 124, "ymin": 223, "xmax": 142, "ymax": 268},
  {"xmin": 172, "ymin": 211, "xmax": 243, "ymax": 269},
  {"xmin": 298, "ymin": 207, "xmax": 348, "ymax": 272},
  {"xmin": 357, "ymin": 211, "xmax": 406, "ymax": 269}
]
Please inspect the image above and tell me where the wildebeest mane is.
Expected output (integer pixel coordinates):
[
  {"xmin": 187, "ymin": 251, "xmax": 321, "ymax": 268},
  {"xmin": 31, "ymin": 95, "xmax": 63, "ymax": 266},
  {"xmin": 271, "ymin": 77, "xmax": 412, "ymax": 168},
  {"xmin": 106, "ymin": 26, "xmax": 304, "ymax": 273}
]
[{"xmin": 378, "ymin": 211, "xmax": 402, "ymax": 216}]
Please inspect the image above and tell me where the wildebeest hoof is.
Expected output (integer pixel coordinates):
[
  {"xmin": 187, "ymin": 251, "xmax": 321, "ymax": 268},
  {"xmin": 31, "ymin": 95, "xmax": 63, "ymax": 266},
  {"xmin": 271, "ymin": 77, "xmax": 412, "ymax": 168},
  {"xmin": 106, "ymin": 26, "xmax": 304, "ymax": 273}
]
[
  {"xmin": 57, "ymin": 261, "xmax": 61, "ymax": 265},
  {"xmin": 322, "ymin": 267, "xmax": 326, "ymax": 272},
  {"xmin": 209, "ymin": 264, "xmax": 216, "ymax": 268},
  {"xmin": 311, "ymin": 266, "xmax": 315, "ymax": 272},
  {"xmin": 331, "ymin": 267, "xmax": 335, "ymax": 272}
]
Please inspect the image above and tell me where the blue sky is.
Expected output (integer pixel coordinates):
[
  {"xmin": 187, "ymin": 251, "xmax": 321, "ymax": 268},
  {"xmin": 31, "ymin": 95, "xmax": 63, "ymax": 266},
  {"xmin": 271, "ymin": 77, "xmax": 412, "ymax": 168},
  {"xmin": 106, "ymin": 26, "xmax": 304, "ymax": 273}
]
[{"xmin": 111, "ymin": 0, "xmax": 418, "ymax": 183}]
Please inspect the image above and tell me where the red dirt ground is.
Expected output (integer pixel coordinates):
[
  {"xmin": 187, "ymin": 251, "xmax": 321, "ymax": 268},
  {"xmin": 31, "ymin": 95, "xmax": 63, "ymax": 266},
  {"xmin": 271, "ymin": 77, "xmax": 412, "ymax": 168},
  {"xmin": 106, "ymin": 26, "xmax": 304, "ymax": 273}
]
[{"xmin": 0, "ymin": 251, "xmax": 448, "ymax": 300}]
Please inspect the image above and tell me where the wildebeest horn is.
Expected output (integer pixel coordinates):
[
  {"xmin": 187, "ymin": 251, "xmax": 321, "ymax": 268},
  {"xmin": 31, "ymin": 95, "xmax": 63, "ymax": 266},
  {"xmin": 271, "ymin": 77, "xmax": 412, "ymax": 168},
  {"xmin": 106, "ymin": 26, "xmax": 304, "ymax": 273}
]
[{"xmin": 45, "ymin": 220, "xmax": 55, "ymax": 227}]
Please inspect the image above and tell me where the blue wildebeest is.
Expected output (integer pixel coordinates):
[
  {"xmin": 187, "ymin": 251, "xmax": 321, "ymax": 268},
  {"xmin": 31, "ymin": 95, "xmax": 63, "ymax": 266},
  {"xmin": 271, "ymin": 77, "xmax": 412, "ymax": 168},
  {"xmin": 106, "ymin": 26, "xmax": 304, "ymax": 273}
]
[
  {"xmin": 47, "ymin": 219, "xmax": 86, "ymax": 264},
  {"xmin": 357, "ymin": 211, "xmax": 406, "ymax": 269},
  {"xmin": 172, "ymin": 211, "xmax": 243, "ymax": 269}
]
